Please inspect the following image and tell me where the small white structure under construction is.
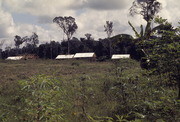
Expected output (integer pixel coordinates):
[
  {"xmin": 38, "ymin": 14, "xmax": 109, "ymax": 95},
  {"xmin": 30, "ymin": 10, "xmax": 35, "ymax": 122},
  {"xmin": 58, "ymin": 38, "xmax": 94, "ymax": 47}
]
[
  {"xmin": 74, "ymin": 52, "xmax": 96, "ymax": 61},
  {"xmin": 111, "ymin": 54, "xmax": 130, "ymax": 59},
  {"xmin": 6, "ymin": 56, "xmax": 23, "ymax": 60},
  {"xmin": 55, "ymin": 55, "xmax": 74, "ymax": 59}
]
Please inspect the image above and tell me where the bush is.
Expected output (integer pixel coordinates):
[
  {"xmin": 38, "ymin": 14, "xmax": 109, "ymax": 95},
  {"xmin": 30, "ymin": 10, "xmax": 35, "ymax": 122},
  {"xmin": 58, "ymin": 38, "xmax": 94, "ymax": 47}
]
[{"xmin": 0, "ymin": 75, "xmax": 65, "ymax": 121}]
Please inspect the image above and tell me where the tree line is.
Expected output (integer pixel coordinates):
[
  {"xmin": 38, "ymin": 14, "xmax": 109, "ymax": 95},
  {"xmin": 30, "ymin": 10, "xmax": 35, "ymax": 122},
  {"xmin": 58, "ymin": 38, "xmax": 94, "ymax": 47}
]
[{"xmin": 0, "ymin": 34, "xmax": 136, "ymax": 60}]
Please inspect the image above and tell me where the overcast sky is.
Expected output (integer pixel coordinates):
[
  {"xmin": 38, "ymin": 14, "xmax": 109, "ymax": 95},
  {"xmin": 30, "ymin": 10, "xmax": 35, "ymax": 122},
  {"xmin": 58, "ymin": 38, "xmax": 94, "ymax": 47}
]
[{"xmin": 0, "ymin": 0, "xmax": 179, "ymax": 47}]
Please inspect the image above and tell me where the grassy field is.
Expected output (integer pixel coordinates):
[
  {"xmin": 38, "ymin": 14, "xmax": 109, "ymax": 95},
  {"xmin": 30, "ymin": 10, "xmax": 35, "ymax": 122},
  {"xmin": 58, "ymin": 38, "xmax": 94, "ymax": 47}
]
[
  {"xmin": 0, "ymin": 59, "xmax": 179, "ymax": 121},
  {"xmin": 0, "ymin": 59, "xmax": 112, "ymax": 82}
]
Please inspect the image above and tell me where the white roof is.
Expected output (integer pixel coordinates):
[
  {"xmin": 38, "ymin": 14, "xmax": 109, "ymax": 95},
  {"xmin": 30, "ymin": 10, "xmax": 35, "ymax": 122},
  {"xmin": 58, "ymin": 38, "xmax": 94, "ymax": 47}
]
[
  {"xmin": 55, "ymin": 54, "xmax": 74, "ymax": 59},
  {"xmin": 6, "ymin": 56, "xmax": 23, "ymax": 60},
  {"xmin": 74, "ymin": 52, "xmax": 96, "ymax": 58},
  {"xmin": 111, "ymin": 54, "xmax": 130, "ymax": 59}
]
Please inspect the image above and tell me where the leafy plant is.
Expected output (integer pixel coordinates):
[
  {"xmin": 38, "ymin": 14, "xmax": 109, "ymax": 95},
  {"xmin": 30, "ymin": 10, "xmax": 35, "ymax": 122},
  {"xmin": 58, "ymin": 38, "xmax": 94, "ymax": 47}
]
[{"xmin": 17, "ymin": 75, "xmax": 65, "ymax": 121}]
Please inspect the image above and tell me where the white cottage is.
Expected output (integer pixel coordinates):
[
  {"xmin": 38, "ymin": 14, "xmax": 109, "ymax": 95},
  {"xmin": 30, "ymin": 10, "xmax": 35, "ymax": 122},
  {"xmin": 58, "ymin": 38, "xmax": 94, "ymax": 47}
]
[
  {"xmin": 74, "ymin": 52, "xmax": 96, "ymax": 61},
  {"xmin": 55, "ymin": 54, "xmax": 74, "ymax": 59},
  {"xmin": 111, "ymin": 54, "xmax": 130, "ymax": 59},
  {"xmin": 6, "ymin": 56, "xmax": 23, "ymax": 60}
]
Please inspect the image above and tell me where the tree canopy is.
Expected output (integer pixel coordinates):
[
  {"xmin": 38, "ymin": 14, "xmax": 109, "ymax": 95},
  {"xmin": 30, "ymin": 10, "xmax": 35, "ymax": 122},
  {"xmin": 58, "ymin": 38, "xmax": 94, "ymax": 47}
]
[
  {"xmin": 14, "ymin": 35, "xmax": 23, "ymax": 49},
  {"xmin": 53, "ymin": 16, "xmax": 78, "ymax": 41},
  {"xmin": 53, "ymin": 16, "xmax": 78, "ymax": 54},
  {"xmin": 130, "ymin": 0, "xmax": 161, "ymax": 22},
  {"xmin": 104, "ymin": 21, "xmax": 113, "ymax": 38},
  {"xmin": 129, "ymin": 0, "xmax": 162, "ymax": 40}
]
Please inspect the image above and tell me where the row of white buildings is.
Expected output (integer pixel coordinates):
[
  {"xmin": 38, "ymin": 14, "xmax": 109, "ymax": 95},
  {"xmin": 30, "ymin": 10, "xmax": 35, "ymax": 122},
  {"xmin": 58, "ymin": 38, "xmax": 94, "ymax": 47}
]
[{"xmin": 6, "ymin": 52, "xmax": 130, "ymax": 60}]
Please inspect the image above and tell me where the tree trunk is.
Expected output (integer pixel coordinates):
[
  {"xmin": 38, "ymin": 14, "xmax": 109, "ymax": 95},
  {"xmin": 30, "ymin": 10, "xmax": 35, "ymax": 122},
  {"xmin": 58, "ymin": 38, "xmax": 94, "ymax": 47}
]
[
  {"xmin": 144, "ymin": 21, "xmax": 152, "ymax": 40},
  {"xmin": 68, "ymin": 39, "xmax": 70, "ymax": 54},
  {"xmin": 178, "ymin": 81, "xmax": 180, "ymax": 99},
  {"xmin": 108, "ymin": 38, "xmax": 112, "ymax": 58}
]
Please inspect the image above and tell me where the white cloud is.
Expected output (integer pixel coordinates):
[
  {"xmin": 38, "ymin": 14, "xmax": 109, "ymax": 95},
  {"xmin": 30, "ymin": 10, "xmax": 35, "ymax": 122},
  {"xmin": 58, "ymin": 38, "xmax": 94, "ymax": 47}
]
[
  {"xmin": 80, "ymin": 0, "xmax": 132, "ymax": 10},
  {"xmin": 0, "ymin": 7, "xmax": 15, "ymax": 38},
  {"xmin": 3, "ymin": 0, "xmax": 76, "ymax": 17},
  {"xmin": 3, "ymin": 0, "xmax": 132, "ymax": 16},
  {"xmin": 158, "ymin": 0, "xmax": 180, "ymax": 26}
]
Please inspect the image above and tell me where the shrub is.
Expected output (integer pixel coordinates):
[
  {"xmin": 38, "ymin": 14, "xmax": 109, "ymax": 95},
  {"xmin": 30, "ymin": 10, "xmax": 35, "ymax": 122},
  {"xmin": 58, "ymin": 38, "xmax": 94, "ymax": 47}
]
[{"xmin": 0, "ymin": 75, "xmax": 65, "ymax": 121}]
